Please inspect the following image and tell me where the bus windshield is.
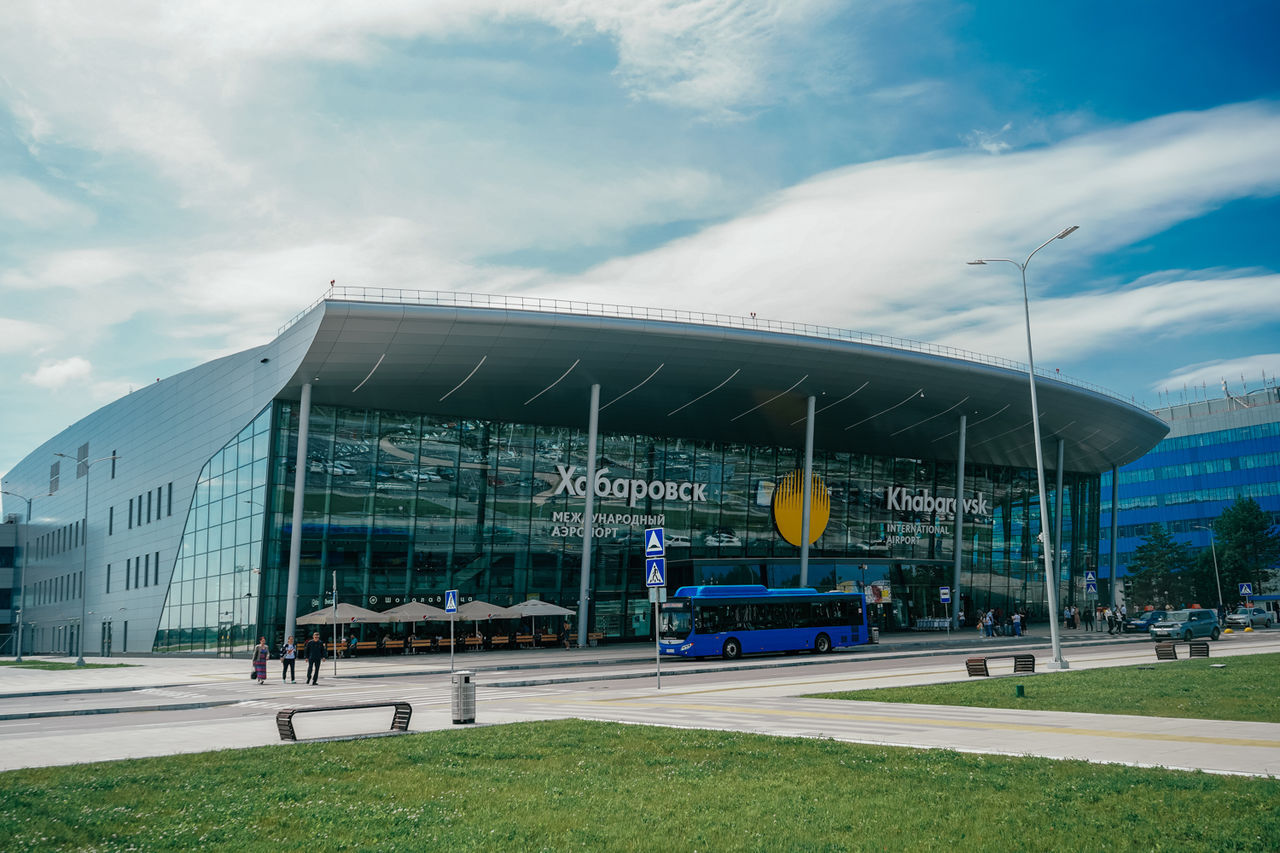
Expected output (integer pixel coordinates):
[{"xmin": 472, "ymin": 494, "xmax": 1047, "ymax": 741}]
[{"xmin": 660, "ymin": 601, "xmax": 692, "ymax": 641}]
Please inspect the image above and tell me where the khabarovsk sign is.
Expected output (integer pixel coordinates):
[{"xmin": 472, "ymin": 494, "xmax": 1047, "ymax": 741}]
[
  {"xmin": 548, "ymin": 464, "xmax": 706, "ymax": 539},
  {"xmin": 772, "ymin": 470, "xmax": 830, "ymax": 547}
]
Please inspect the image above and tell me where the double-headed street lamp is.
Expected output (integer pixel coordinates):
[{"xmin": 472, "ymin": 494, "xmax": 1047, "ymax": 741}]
[
  {"xmin": 0, "ymin": 486, "xmax": 42, "ymax": 663},
  {"xmin": 968, "ymin": 225, "xmax": 1078, "ymax": 670},
  {"xmin": 54, "ymin": 452, "xmax": 120, "ymax": 666}
]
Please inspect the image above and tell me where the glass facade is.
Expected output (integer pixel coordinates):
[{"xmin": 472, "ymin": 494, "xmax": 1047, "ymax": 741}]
[
  {"xmin": 154, "ymin": 401, "xmax": 1099, "ymax": 653},
  {"xmin": 1101, "ymin": 414, "xmax": 1280, "ymax": 575},
  {"xmin": 154, "ymin": 408, "xmax": 271, "ymax": 653}
]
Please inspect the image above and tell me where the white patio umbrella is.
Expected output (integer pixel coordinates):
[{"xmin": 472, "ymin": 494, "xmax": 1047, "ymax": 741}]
[
  {"xmin": 380, "ymin": 601, "xmax": 449, "ymax": 622},
  {"xmin": 455, "ymin": 600, "xmax": 523, "ymax": 621},
  {"xmin": 510, "ymin": 599, "xmax": 575, "ymax": 637},
  {"xmin": 295, "ymin": 602, "xmax": 384, "ymax": 624}
]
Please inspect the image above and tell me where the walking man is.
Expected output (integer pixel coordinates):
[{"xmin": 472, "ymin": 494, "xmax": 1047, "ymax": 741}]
[{"xmin": 304, "ymin": 631, "xmax": 325, "ymax": 685}]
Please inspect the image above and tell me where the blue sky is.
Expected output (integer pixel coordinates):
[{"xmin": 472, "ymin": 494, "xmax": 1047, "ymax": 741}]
[{"xmin": 3, "ymin": 1, "xmax": 1279, "ymax": 483}]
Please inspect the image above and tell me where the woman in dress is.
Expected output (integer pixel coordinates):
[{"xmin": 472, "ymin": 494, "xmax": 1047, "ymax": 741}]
[{"xmin": 253, "ymin": 636, "xmax": 269, "ymax": 684}]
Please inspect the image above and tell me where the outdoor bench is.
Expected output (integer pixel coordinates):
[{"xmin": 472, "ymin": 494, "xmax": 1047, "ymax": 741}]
[
  {"xmin": 587, "ymin": 632, "xmax": 605, "ymax": 646},
  {"xmin": 516, "ymin": 634, "xmax": 535, "ymax": 648},
  {"xmin": 276, "ymin": 701, "xmax": 413, "ymax": 742},
  {"xmin": 965, "ymin": 654, "xmax": 1036, "ymax": 677},
  {"xmin": 1154, "ymin": 640, "xmax": 1209, "ymax": 660},
  {"xmin": 351, "ymin": 641, "xmax": 380, "ymax": 655}
]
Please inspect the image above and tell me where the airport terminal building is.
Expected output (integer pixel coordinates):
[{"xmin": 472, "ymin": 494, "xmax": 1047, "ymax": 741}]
[{"xmin": 1, "ymin": 288, "xmax": 1168, "ymax": 656}]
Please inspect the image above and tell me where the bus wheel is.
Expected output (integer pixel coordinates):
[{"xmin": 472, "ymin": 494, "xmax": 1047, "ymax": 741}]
[
  {"xmin": 815, "ymin": 633, "xmax": 832, "ymax": 654},
  {"xmin": 722, "ymin": 638, "xmax": 742, "ymax": 660}
]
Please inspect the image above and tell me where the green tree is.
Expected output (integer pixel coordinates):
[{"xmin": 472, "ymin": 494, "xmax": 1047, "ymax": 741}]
[
  {"xmin": 1127, "ymin": 524, "xmax": 1193, "ymax": 607},
  {"xmin": 1214, "ymin": 497, "xmax": 1280, "ymax": 602}
]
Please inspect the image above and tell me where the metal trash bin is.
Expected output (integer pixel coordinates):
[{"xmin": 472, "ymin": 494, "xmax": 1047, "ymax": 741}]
[
  {"xmin": 451, "ymin": 670, "xmax": 475, "ymax": 724},
  {"xmin": 870, "ymin": 627, "xmax": 880, "ymax": 644}
]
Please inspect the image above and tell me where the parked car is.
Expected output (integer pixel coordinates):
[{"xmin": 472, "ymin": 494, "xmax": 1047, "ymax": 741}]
[
  {"xmin": 1225, "ymin": 606, "xmax": 1274, "ymax": 629},
  {"xmin": 1149, "ymin": 609, "xmax": 1220, "ymax": 641},
  {"xmin": 1122, "ymin": 610, "xmax": 1168, "ymax": 633}
]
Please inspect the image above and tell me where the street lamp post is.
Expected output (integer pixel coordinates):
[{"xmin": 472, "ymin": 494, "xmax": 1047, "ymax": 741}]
[
  {"xmin": 1193, "ymin": 524, "xmax": 1225, "ymax": 617},
  {"xmin": 54, "ymin": 453, "xmax": 120, "ymax": 666},
  {"xmin": 968, "ymin": 225, "xmax": 1078, "ymax": 670},
  {"xmin": 1, "ymin": 486, "xmax": 42, "ymax": 663}
]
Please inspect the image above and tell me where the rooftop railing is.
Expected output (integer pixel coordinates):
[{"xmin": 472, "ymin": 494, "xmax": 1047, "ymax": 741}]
[{"xmin": 279, "ymin": 285, "xmax": 1136, "ymax": 405}]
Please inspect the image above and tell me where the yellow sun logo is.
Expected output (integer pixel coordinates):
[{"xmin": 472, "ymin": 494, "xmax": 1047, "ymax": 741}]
[{"xmin": 772, "ymin": 470, "xmax": 830, "ymax": 546}]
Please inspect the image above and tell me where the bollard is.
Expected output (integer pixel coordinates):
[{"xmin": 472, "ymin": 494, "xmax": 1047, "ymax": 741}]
[{"xmin": 1015, "ymin": 684, "xmax": 1025, "ymax": 698}]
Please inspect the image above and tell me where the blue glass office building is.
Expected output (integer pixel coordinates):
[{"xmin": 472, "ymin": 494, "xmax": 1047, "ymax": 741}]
[{"xmin": 1100, "ymin": 385, "xmax": 1280, "ymax": 585}]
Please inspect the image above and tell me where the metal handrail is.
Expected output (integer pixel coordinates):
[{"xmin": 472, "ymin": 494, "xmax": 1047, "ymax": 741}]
[{"xmin": 278, "ymin": 285, "xmax": 1136, "ymax": 405}]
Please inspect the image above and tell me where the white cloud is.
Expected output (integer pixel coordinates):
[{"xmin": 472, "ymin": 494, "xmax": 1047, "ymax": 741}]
[
  {"xmin": 0, "ymin": 317, "xmax": 51, "ymax": 353},
  {"xmin": 1156, "ymin": 354, "xmax": 1280, "ymax": 396},
  {"xmin": 1, "ymin": 248, "xmax": 139, "ymax": 291},
  {"xmin": 0, "ymin": 176, "xmax": 95, "ymax": 228},
  {"xmin": 532, "ymin": 102, "xmax": 1280, "ymax": 366},
  {"xmin": 24, "ymin": 356, "xmax": 92, "ymax": 389}
]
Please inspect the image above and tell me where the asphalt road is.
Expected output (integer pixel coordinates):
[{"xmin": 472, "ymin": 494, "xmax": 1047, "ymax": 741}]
[{"xmin": 3, "ymin": 631, "xmax": 1279, "ymax": 776}]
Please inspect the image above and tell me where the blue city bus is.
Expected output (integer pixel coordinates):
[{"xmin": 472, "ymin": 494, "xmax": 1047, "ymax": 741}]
[{"xmin": 658, "ymin": 585, "xmax": 867, "ymax": 660}]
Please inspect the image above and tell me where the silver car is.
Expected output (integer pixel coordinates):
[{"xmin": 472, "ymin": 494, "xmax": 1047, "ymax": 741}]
[
  {"xmin": 1225, "ymin": 606, "xmax": 1274, "ymax": 629},
  {"xmin": 1149, "ymin": 609, "xmax": 1220, "ymax": 641}
]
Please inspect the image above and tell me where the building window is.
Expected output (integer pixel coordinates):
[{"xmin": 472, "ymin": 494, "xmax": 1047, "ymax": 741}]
[
  {"xmin": 137, "ymin": 495, "xmax": 143, "ymax": 527},
  {"xmin": 109, "ymin": 506, "xmax": 114, "ymax": 536},
  {"xmin": 106, "ymin": 563, "xmax": 111, "ymax": 594},
  {"xmin": 133, "ymin": 558, "xmax": 140, "ymax": 590},
  {"xmin": 144, "ymin": 553, "xmax": 150, "ymax": 587},
  {"xmin": 167, "ymin": 482, "xmax": 173, "ymax": 517},
  {"xmin": 77, "ymin": 443, "xmax": 89, "ymax": 479},
  {"xmin": 154, "ymin": 551, "xmax": 160, "ymax": 586},
  {"xmin": 126, "ymin": 558, "xmax": 131, "ymax": 590},
  {"xmin": 147, "ymin": 491, "xmax": 152, "ymax": 524},
  {"xmin": 128, "ymin": 498, "xmax": 134, "ymax": 529},
  {"xmin": 111, "ymin": 452, "xmax": 117, "ymax": 479},
  {"xmin": 50, "ymin": 460, "xmax": 59, "ymax": 494}
]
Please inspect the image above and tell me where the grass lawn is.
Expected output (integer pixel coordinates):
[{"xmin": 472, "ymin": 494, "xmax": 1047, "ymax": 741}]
[
  {"xmin": 0, "ymin": 660, "xmax": 132, "ymax": 670},
  {"xmin": 813, "ymin": 653, "xmax": 1280, "ymax": 723},
  {"xmin": 1, "ymin": 720, "xmax": 1277, "ymax": 852}
]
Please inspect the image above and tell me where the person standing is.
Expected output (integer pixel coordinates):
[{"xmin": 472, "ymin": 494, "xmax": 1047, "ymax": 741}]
[
  {"xmin": 304, "ymin": 631, "xmax": 326, "ymax": 685},
  {"xmin": 280, "ymin": 636, "xmax": 297, "ymax": 683},
  {"xmin": 1106, "ymin": 607, "xmax": 1117, "ymax": 635},
  {"xmin": 1083, "ymin": 606, "xmax": 1094, "ymax": 631},
  {"xmin": 252, "ymin": 637, "xmax": 269, "ymax": 685},
  {"xmin": 1011, "ymin": 610, "xmax": 1022, "ymax": 637}
]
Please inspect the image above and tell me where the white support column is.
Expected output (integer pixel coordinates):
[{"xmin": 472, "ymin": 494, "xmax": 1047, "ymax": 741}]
[
  {"xmin": 577, "ymin": 384, "xmax": 600, "ymax": 648},
  {"xmin": 1054, "ymin": 438, "xmax": 1065, "ymax": 610},
  {"xmin": 284, "ymin": 383, "xmax": 311, "ymax": 643},
  {"xmin": 952, "ymin": 415, "xmax": 967, "ymax": 629},
  {"xmin": 799, "ymin": 395, "xmax": 815, "ymax": 588},
  {"xmin": 1109, "ymin": 465, "xmax": 1119, "ymax": 607}
]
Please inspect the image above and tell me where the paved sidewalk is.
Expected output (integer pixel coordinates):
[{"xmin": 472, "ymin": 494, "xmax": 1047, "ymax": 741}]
[{"xmin": 0, "ymin": 627, "xmax": 1146, "ymax": 711}]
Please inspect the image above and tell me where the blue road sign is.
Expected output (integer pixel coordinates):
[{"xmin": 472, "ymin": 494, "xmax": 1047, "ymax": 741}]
[
  {"xmin": 644, "ymin": 527, "xmax": 665, "ymax": 557},
  {"xmin": 1239, "ymin": 583, "xmax": 1253, "ymax": 597},
  {"xmin": 940, "ymin": 586, "xmax": 951, "ymax": 604},
  {"xmin": 1086, "ymin": 581, "xmax": 1098, "ymax": 594},
  {"xmin": 645, "ymin": 558, "xmax": 666, "ymax": 588},
  {"xmin": 445, "ymin": 589, "xmax": 459, "ymax": 613},
  {"xmin": 1085, "ymin": 570, "xmax": 1096, "ymax": 582}
]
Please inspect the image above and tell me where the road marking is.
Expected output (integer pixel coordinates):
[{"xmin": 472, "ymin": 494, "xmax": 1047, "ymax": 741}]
[{"xmin": 587, "ymin": 700, "xmax": 1280, "ymax": 749}]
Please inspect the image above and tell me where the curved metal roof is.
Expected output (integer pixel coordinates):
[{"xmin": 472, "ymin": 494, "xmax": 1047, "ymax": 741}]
[{"xmin": 274, "ymin": 297, "xmax": 1167, "ymax": 473}]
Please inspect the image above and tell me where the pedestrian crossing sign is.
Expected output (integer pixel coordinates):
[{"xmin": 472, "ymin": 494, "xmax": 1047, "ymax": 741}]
[
  {"xmin": 1239, "ymin": 583, "xmax": 1253, "ymax": 597},
  {"xmin": 645, "ymin": 558, "xmax": 666, "ymax": 587},
  {"xmin": 445, "ymin": 589, "xmax": 459, "ymax": 613}
]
